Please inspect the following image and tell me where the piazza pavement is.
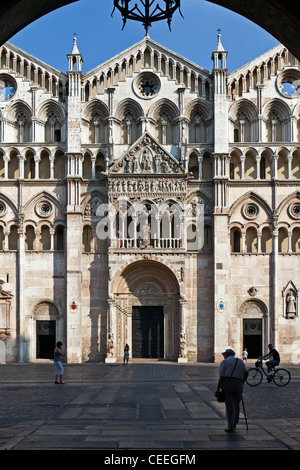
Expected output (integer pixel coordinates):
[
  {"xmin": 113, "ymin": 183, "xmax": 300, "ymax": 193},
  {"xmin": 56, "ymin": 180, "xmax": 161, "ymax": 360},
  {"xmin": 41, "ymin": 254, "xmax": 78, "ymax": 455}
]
[{"xmin": 0, "ymin": 360, "xmax": 300, "ymax": 456}]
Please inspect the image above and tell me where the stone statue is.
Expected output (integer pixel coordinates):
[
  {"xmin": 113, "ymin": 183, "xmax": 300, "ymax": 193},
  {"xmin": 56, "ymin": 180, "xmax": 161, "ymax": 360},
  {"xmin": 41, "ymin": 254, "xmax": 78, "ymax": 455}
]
[
  {"xmin": 108, "ymin": 333, "xmax": 114, "ymax": 356},
  {"xmin": 179, "ymin": 332, "xmax": 187, "ymax": 358},
  {"xmin": 286, "ymin": 291, "xmax": 296, "ymax": 318}
]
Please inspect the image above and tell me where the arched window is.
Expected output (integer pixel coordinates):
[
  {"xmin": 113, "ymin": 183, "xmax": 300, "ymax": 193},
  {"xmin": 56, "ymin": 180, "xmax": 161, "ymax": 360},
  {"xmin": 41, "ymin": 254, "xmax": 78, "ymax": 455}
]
[
  {"xmin": 121, "ymin": 112, "xmax": 138, "ymax": 145},
  {"xmin": 260, "ymin": 151, "xmax": 272, "ymax": 180},
  {"xmin": 291, "ymin": 151, "xmax": 300, "ymax": 179},
  {"xmin": 189, "ymin": 112, "xmax": 206, "ymax": 143},
  {"xmin": 277, "ymin": 150, "xmax": 288, "ymax": 179},
  {"xmin": 8, "ymin": 151, "xmax": 19, "ymax": 179},
  {"xmin": 261, "ymin": 227, "xmax": 272, "ymax": 253},
  {"xmin": 39, "ymin": 151, "xmax": 50, "ymax": 179},
  {"xmin": 95, "ymin": 153, "xmax": 105, "ymax": 179},
  {"xmin": 230, "ymin": 228, "xmax": 241, "ymax": 253},
  {"xmin": 8, "ymin": 225, "xmax": 18, "ymax": 250},
  {"xmin": 157, "ymin": 112, "xmax": 173, "ymax": 145},
  {"xmin": 188, "ymin": 153, "xmax": 199, "ymax": 179},
  {"xmin": 17, "ymin": 112, "xmax": 30, "ymax": 142},
  {"xmin": 24, "ymin": 151, "xmax": 35, "ymax": 179},
  {"xmin": 260, "ymin": 156, "xmax": 266, "ymax": 179},
  {"xmin": 25, "ymin": 225, "xmax": 36, "ymax": 250},
  {"xmin": 186, "ymin": 222, "xmax": 198, "ymax": 251},
  {"xmin": 278, "ymin": 227, "xmax": 288, "ymax": 252},
  {"xmin": 292, "ymin": 227, "xmax": 300, "ymax": 252},
  {"xmin": 55, "ymin": 225, "xmax": 64, "ymax": 250},
  {"xmin": 45, "ymin": 112, "xmax": 61, "ymax": 142},
  {"xmin": 0, "ymin": 226, "xmax": 4, "ymax": 250},
  {"xmin": 245, "ymin": 151, "xmax": 256, "ymax": 179},
  {"xmin": 83, "ymin": 152, "xmax": 92, "ymax": 179},
  {"xmin": 229, "ymin": 152, "xmax": 241, "ymax": 180},
  {"xmin": 234, "ymin": 128, "xmax": 239, "ymax": 142},
  {"xmin": 0, "ymin": 152, "xmax": 4, "ymax": 179},
  {"xmin": 203, "ymin": 224, "xmax": 212, "ymax": 252},
  {"xmin": 40, "ymin": 225, "xmax": 50, "ymax": 250},
  {"xmin": 54, "ymin": 151, "xmax": 65, "ymax": 179},
  {"xmin": 202, "ymin": 153, "xmax": 213, "ymax": 180},
  {"xmin": 82, "ymin": 225, "xmax": 93, "ymax": 252},
  {"xmin": 246, "ymin": 227, "xmax": 257, "ymax": 253}
]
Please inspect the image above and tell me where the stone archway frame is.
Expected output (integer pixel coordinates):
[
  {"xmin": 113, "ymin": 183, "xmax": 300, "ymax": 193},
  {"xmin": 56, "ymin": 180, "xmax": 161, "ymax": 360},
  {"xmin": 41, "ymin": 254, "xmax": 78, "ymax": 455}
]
[
  {"xmin": 110, "ymin": 256, "xmax": 182, "ymax": 360},
  {"xmin": 238, "ymin": 298, "xmax": 269, "ymax": 354},
  {"xmin": 1, "ymin": 1, "xmax": 300, "ymax": 63},
  {"xmin": 27, "ymin": 299, "xmax": 62, "ymax": 360}
]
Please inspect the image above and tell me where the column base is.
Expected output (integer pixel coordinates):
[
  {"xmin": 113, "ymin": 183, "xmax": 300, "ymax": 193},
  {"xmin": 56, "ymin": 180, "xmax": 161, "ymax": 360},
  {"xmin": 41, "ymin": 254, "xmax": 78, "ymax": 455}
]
[
  {"xmin": 177, "ymin": 357, "xmax": 188, "ymax": 363},
  {"xmin": 105, "ymin": 357, "xmax": 117, "ymax": 363}
]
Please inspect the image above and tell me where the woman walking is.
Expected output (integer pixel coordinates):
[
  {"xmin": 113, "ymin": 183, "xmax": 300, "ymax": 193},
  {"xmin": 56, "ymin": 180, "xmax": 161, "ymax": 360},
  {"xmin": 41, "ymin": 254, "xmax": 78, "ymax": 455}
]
[
  {"xmin": 124, "ymin": 343, "xmax": 130, "ymax": 364},
  {"xmin": 54, "ymin": 341, "xmax": 65, "ymax": 384}
]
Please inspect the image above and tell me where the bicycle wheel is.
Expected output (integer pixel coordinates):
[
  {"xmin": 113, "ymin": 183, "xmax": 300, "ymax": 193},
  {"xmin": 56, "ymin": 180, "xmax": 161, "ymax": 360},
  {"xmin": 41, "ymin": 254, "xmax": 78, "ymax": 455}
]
[
  {"xmin": 273, "ymin": 369, "xmax": 291, "ymax": 386},
  {"xmin": 246, "ymin": 367, "xmax": 263, "ymax": 386}
]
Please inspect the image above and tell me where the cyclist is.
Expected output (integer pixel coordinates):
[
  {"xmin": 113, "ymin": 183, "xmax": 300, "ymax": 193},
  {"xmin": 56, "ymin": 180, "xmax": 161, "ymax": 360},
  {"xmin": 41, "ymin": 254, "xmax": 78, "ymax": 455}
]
[{"xmin": 261, "ymin": 344, "xmax": 280, "ymax": 374}]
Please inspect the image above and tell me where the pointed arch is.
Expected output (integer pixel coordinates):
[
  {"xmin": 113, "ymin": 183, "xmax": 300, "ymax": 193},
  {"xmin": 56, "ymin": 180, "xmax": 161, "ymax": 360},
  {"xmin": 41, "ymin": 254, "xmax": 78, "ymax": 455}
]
[{"xmin": 229, "ymin": 191, "xmax": 273, "ymax": 220}]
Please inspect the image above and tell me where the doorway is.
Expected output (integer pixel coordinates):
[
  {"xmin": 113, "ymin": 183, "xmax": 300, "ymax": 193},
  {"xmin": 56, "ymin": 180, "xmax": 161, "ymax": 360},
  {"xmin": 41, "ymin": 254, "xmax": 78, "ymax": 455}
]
[
  {"xmin": 132, "ymin": 306, "xmax": 164, "ymax": 358},
  {"xmin": 36, "ymin": 320, "xmax": 56, "ymax": 359},
  {"xmin": 243, "ymin": 318, "xmax": 262, "ymax": 358}
]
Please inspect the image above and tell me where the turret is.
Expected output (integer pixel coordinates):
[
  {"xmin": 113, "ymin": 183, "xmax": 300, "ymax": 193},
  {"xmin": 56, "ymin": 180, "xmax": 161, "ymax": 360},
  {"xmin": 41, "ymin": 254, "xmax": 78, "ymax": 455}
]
[
  {"xmin": 211, "ymin": 30, "xmax": 228, "ymax": 155},
  {"xmin": 67, "ymin": 34, "xmax": 83, "ymax": 97}
]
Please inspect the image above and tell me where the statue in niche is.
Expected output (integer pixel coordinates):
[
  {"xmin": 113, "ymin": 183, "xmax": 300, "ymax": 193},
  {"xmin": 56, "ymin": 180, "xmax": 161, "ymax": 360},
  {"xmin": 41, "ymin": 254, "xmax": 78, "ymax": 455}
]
[
  {"xmin": 84, "ymin": 203, "xmax": 91, "ymax": 217},
  {"xmin": 286, "ymin": 290, "xmax": 296, "ymax": 319},
  {"xmin": 108, "ymin": 333, "xmax": 114, "ymax": 357},
  {"xmin": 179, "ymin": 332, "xmax": 187, "ymax": 358}
]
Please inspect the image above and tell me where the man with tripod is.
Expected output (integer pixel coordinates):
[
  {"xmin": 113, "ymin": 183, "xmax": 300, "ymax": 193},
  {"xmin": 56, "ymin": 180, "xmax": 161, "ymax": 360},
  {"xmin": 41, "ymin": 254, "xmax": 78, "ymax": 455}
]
[{"xmin": 215, "ymin": 348, "xmax": 248, "ymax": 433}]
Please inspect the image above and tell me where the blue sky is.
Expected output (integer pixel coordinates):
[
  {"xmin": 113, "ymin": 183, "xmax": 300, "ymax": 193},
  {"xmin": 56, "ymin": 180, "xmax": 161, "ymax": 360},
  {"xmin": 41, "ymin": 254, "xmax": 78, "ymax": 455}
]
[{"xmin": 10, "ymin": 0, "xmax": 279, "ymax": 74}]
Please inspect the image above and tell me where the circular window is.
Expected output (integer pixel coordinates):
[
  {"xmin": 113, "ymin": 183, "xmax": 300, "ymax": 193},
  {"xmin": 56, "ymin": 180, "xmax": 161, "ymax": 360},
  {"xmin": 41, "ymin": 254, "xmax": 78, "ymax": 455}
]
[
  {"xmin": 242, "ymin": 202, "xmax": 259, "ymax": 220},
  {"xmin": 289, "ymin": 202, "xmax": 300, "ymax": 219},
  {"xmin": 35, "ymin": 201, "xmax": 53, "ymax": 218},
  {"xmin": 0, "ymin": 200, "xmax": 6, "ymax": 217},
  {"xmin": 133, "ymin": 72, "xmax": 160, "ymax": 99},
  {"xmin": 0, "ymin": 75, "xmax": 17, "ymax": 101},
  {"xmin": 276, "ymin": 69, "xmax": 300, "ymax": 98}
]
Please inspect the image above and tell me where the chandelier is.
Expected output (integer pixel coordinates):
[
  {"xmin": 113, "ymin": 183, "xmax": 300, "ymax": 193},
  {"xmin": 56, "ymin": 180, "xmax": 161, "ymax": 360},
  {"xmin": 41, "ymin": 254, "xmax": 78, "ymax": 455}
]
[{"xmin": 111, "ymin": 0, "xmax": 183, "ymax": 35}]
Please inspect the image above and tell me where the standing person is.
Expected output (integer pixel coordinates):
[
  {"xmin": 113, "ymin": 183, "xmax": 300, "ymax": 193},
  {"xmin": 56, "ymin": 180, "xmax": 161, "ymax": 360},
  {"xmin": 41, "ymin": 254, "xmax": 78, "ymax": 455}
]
[
  {"xmin": 261, "ymin": 344, "xmax": 280, "ymax": 373},
  {"xmin": 215, "ymin": 349, "xmax": 248, "ymax": 433},
  {"xmin": 123, "ymin": 343, "xmax": 130, "ymax": 364},
  {"xmin": 242, "ymin": 348, "xmax": 248, "ymax": 363},
  {"xmin": 54, "ymin": 341, "xmax": 65, "ymax": 384}
]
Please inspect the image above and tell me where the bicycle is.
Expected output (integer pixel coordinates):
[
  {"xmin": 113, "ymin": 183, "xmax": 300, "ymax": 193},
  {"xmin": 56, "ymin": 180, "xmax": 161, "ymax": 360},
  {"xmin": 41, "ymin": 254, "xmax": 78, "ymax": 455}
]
[{"xmin": 246, "ymin": 359, "xmax": 291, "ymax": 387}]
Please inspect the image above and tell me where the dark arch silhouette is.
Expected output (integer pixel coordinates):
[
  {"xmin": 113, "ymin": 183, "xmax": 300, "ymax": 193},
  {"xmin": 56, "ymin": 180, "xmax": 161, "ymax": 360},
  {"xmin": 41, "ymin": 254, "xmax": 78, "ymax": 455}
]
[
  {"xmin": 208, "ymin": 1, "xmax": 300, "ymax": 61},
  {"xmin": 0, "ymin": 0, "xmax": 78, "ymax": 46},
  {"xmin": 0, "ymin": 1, "xmax": 300, "ymax": 61}
]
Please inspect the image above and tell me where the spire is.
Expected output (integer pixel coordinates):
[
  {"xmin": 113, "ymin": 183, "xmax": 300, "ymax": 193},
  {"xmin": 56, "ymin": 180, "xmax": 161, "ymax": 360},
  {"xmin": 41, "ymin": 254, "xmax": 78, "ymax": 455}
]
[
  {"xmin": 71, "ymin": 33, "xmax": 80, "ymax": 55},
  {"xmin": 215, "ymin": 28, "xmax": 224, "ymax": 52},
  {"xmin": 67, "ymin": 33, "xmax": 83, "ymax": 74},
  {"xmin": 211, "ymin": 29, "xmax": 227, "ymax": 69}
]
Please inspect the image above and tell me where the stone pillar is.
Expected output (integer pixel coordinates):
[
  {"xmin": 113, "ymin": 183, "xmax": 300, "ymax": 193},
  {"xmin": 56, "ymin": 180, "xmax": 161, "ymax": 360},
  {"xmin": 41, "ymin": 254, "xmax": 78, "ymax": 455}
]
[
  {"xmin": 65, "ymin": 208, "xmax": 82, "ymax": 363},
  {"xmin": 213, "ymin": 213, "xmax": 230, "ymax": 361},
  {"xmin": 34, "ymin": 156, "xmax": 39, "ymax": 180},
  {"xmin": 105, "ymin": 299, "xmax": 117, "ymax": 363},
  {"xmin": 271, "ymin": 229, "xmax": 279, "ymax": 348},
  {"xmin": 17, "ymin": 213, "xmax": 27, "ymax": 361},
  {"xmin": 178, "ymin": 298, "xmax": 188, "ymax": 362}
]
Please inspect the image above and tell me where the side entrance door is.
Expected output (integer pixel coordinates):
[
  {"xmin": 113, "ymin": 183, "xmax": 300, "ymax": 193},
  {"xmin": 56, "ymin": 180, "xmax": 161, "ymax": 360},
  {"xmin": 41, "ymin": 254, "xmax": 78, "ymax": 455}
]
[
  {"xmin": 243, "ymin": 318, "xmax": 262, "ymax": 358},
  {"xmin": 36, "ymin": 320, "xmax": 56, "ymax": 359},
  {"xmin": 132, "ymin": 306, "xmax": 164, "ymax": 358}
]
